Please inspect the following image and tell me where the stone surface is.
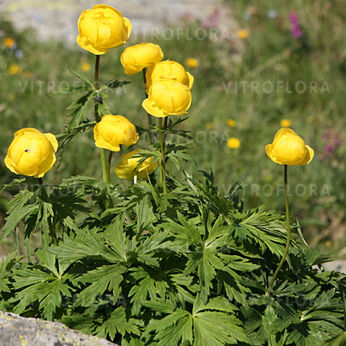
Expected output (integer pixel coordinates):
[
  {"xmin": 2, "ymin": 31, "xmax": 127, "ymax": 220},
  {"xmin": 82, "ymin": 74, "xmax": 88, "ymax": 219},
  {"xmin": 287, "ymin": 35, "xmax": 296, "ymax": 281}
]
[
  {"xmin": 0, "ymin": 311, "xmax": 117, "ymax": 346},
  {"xmin": 0, "ymin": 0, "xmax": 239, "ymax": 45},
  {"xmin": 323, "ymin": 260, "xmax": 346, "ymax": 274}
]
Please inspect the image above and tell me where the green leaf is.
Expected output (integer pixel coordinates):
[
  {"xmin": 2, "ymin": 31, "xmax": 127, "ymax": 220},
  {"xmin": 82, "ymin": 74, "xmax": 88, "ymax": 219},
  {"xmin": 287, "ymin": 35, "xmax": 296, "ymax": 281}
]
[
  {"xmin": 0, "ymin": 252, "xmax": 17, "ymax": 293},
  {"xmin": 136, "ymin": 195, "xmax": 155, "ymax": 235},
  {"xmin": 66, "ymin": 91, "xmax": 93, "ymax": 131},
  {"xmin": 75, "ymin": 264, "xmax": 125, "ymax": 307},
  {"xmin": 68, "ymin": 67, "xmax": 94, "ymax": 88},
  {"xmin": 322, "ymin": 331, "xmax": 346, "ymax": 346},
  {"xmin": 104, "ymin": 79, "xmax": 130, "ymax": 89},
  {"xmin": 1, "ymin": 190, "xmax": 37, "ymax": 242},
  {"xmin": 49, "ymin": 227, "xmax": 120, "ymax": 264},
  {"xmin": 96, "ymin": 307, "xmax": 140, "ymax": 341}
]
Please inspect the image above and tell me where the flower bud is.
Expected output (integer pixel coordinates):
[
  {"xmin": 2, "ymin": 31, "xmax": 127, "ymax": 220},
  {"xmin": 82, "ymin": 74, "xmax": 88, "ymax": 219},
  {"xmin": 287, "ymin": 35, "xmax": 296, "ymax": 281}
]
[
  {"xmin": 115, "ymin": 150, "xmax": 157, "ymax": 180},
  {"xmin": 265, "ymin": 128, "xmax": 314, "ymax": 165},
  {"xmin": 146, "ymin": 60, "xmax": 194, "ymax": 89},
  {"xmin": 121, "ymin": 43, "xmax": 164, "ymax": 75},
  {"xmin": 142, "ymin": 80, "xmax": 192, "ymax": 118},
  {"xmin": 5, "ymin": 128, "xmax": 58, "ymax": 178},
  {"xmin": 77, "ymin": 4, "xmax": 131, "ymax": 55},
  {"xmin": 94, "ymin": 115, "xmax": 139, "ymax": 151}
]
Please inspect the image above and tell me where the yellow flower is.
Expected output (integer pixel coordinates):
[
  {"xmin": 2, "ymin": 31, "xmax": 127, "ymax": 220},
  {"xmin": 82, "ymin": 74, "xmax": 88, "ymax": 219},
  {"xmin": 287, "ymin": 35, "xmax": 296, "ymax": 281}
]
[
  {"xmin": 8, "ymin": 63, "xmax": 22, "ymax": 75},
  {"xmin": 206, "ymin": 122, "xmax": 213, "ymax": 129},
  {"xmin": 142, "ymin": 79, "xmax": 192, "ymax": 118},
  {"xmin": 81, "ymin": 62, "xmax": 91, "ymax": 72},
  {"xmin": 238, "ymin": 29, "xmax": 249, "ymax": 39},
  {"xmin": 226, "ymin": 119, "xmax": 236, "ymax": 128},
  {"xmin": 280, "ymin": 119, "xmax": 292, "ymax": 128},
  {"xmin": 93, "ymin": 114, "xmax": 139, "ymax": 151},
  {"xmin": 324, "ymin": 240, "xmax": 332, "ymax": 248},
  {"xmin": 5, "ymin": 128, "xmax": 58, "ymax": 178},
  {"xmin": 4, "ymin": 37, "xmax": 16, "ymax": 49},
  {"xmin": 227, "ymin": 137, "xmax": 241, "ymax": 149},
  {"xmin": 76, "ymin": 4, "xmax": 131, "ymax": 55},
  {"xmin": 121, "ymin": 43, "xmax": 164, "ymax": 75},
  {"xmin": 115, "ymin": 150, "xmax": 158, "ymax": 180},
  {"xmin": 265, "ymin": 128, "xmax": 314, "ymax": 165},
  {"xmin": 146, "ymin": 60, "xmax": 194, "ymax": 89},
  {"xmin": 185, "ymin": 57, "xmax": 199, "ymax": 69}
]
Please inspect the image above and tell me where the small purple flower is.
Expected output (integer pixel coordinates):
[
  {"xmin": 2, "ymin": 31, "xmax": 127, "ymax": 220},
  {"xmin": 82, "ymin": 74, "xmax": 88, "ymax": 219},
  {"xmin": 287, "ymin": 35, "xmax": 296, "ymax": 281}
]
[
  {"xmin": 202, "ymin": 8, "xmax": 221, "ymax": 28},
  {"xmin": 181, "ymin": 12, "xmax": 192, "ymax": 22},
  {"xmin": 322, "ymin": 130, "xmax": 344, "ymax": 157},
  {"xmin": 325, "ymin": 143, "xmax": 334, "ymax": 155},
  {"xmin": 289, "ymin": 11, "xmax": 303, "ymax": 39}
]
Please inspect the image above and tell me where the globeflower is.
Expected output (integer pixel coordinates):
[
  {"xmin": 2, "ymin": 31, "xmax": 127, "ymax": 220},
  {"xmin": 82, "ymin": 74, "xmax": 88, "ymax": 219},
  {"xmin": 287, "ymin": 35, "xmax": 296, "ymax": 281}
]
[
  {"xmin": 5, "ymin": 128, "xmax": 58, "ymax": 178},
  {"xmin": 226, "ymin": 119, "xmax": 236, "ymax": 128},
  {"xmin": 81, "ymin": 62, "xmax": 91, "ymax": 72},
  {"xmin": 94, "ymin": 115, "xmax": 139, "ymax": 151},
  {"xmin": 145, "ymin": 60, "xmax": 194, "ymax": 89},
  {"xmin": 77, "ymin": 4, "xmax": 131, "ymax": 55},
  {"xmin": 227, "ymin": 137, "xmax": 240, "ymax": 149},
  {"xmin": 142, "ymin": 79, "xmax": 192, "ymax": 118},
  {"xmin": 8, "ymin": 63, "xmax": 22, "ymax": 75},
  {"xmin": 115, "ymin": 150, "xmax": 158, "ymax": 180},
  {"xmin": 265, "ymin": 128, "xmax": 314, "ymax": 165},
  {"xmin": 238, "ymin": 29, "xmax": 249, "ymax": 39},
  {"xmin": 121, "ymin": 43, "xmax": 164, "ymax": 75},
  {"xmin": 185, "ymin": 57, "xmax": 199, "ymax": 69},
  {"xmin": 280, "ymin": 119, "xmax": 292, "ymax": 128},
  {"xmin": 3, "ymin": 37, "xmax": 16, "ymax": 49}
]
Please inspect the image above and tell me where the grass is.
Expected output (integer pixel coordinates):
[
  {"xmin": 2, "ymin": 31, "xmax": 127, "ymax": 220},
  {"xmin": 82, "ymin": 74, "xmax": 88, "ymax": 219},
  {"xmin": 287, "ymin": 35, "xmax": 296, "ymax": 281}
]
[{"xmin": 0, "ymin": 0, "xmax": 344, "ymax": 256}]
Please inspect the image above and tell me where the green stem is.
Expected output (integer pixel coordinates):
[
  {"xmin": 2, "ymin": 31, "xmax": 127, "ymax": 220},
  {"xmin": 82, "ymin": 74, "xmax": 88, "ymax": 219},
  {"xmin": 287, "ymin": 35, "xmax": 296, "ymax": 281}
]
[
  {"xmin": 100, "ymin": 148, "xmax": 109, "ymax": 185},
  {"xmin": 48, "ymin": 218, "xmax": 58, "ymax": 245},
  {"xmin": 158, "ymin": 117, "xmax": 167, "ymax": 194},
  {"xmin": 38, "ymin": 177, "xmax": 57, "ymax": 246},
  {"xmin": 94, "ymin": 55, "xmax": 110, "ymax": 191},
  {"xmin": 267, "ymin": 165, "xmax": 291, "ymax": 294},
  {"xmin": 107, "ymin": 151, "xmax": 113, "ymax": 184},
  {"xmin": 94, "ymin": 55, "xmax": 100, "ymax": 90},
  {"xmin": 342, "ymin": 285, "xmax": 346, "ymax": 331},
  {"xmin": 142, "ymin": 68, "xmax": 154, "ymax": 144},
  {"xmin": 25, "ymin": 237, "xmax": 31, "ymax": 263}
]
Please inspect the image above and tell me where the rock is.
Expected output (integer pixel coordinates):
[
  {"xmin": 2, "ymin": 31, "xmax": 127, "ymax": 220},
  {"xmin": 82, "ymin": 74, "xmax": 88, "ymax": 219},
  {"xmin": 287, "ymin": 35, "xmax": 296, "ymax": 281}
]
[
  {"xmin": 0, "ymin": 0, "xmax": 240, "ymax": 46},
  {"xmin": 0, "ymin": 311, "xmax": 117, "ymax": 346},
  {"xmin": 322, "ymin": 260, "xmax": 346, "ymax": 274}
]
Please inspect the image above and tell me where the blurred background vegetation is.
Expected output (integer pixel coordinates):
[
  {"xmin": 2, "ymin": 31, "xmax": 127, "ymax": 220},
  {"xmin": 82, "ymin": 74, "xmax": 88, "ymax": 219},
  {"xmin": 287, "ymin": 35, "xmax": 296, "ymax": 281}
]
[{"xmin": 0, "ymin": 0, "xmax": 345, "ymax": 257}]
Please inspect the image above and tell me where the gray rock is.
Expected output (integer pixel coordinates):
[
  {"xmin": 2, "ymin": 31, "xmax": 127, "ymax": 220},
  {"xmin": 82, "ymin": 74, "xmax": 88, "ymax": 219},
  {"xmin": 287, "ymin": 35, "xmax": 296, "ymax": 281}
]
[
  {"xmin": 322, "ymin": 260, "xmax": 346, "ymax": 274},
  {"xmin": 0, "ymin": 0, "xmax": 240, "ymax": 46},
  {"xmin": 0, "ymin": 311, "xmax": 117, "ymax": 346}
]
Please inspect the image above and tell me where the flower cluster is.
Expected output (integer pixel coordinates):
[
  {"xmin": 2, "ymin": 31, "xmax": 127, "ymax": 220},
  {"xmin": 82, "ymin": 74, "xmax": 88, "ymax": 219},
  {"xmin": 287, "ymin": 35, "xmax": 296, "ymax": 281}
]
[
  {"xmin": 120, "ymin": 45, "xmax": 193, "ymax": 118},
  {"xmin": 4, "ymin": 4, "xmax": 195, "ymax": 183}
]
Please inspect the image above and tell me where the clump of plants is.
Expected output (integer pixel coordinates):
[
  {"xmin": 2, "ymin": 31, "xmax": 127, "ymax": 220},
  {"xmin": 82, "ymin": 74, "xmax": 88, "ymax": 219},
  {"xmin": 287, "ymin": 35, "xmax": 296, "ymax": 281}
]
[{"xmin": 1, "ymin": 4, "xmax": 345, "ymax": 345}]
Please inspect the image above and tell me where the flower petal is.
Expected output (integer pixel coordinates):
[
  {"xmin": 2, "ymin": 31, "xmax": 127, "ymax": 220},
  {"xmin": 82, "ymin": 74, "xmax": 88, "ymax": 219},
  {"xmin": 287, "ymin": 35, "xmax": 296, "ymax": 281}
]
[
  {"xmin": 187, "ymin": 72, "xmax": 194, "ymax": 89},
  {"xmin": 142, "ymin": 99, "xmax": 167, "ymax": 118},
  {"xmin": 44, "ymin": 133, "xmax": 58, "ymax": 152},
  {"xmin": 300, "ymin": 145, "xmax": 314, "ymax": 165}
]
